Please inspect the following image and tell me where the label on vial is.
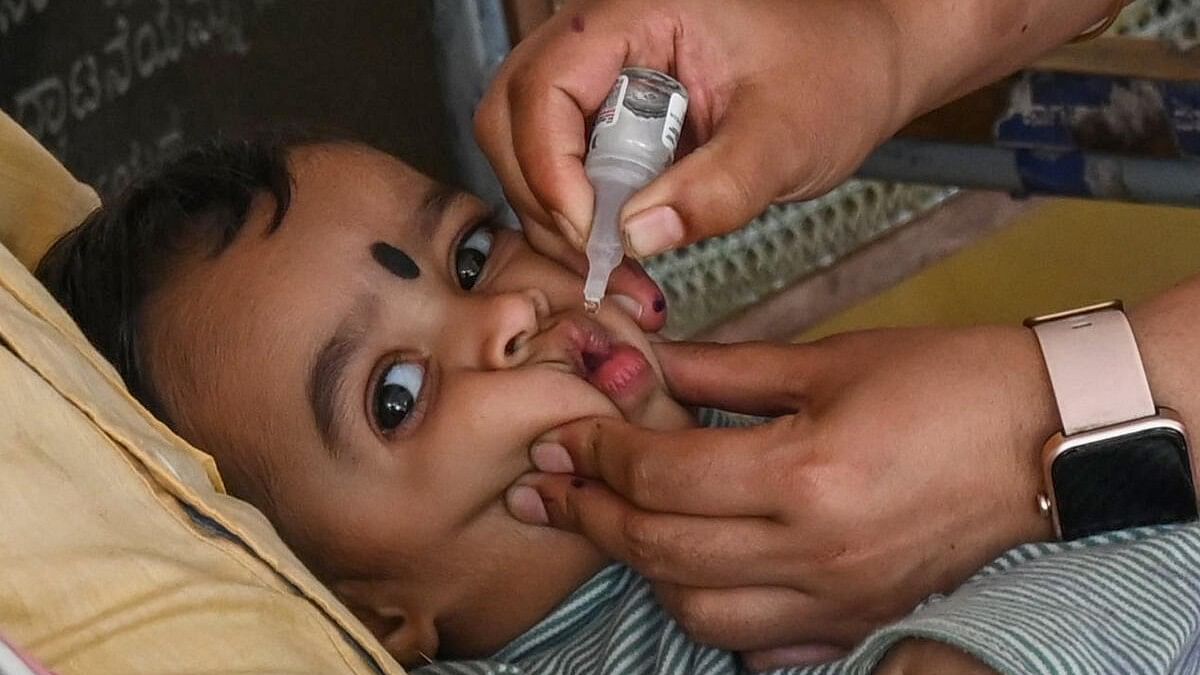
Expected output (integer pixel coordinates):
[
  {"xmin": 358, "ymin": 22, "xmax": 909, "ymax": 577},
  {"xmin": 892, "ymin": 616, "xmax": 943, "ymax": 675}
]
[
  {"xmin": 595, "ymin": 74, "xmax": 628, "ymax": 129},
  {"xmin": 662, "ymin": 92, "xmax": 687, "ymax": 150}
]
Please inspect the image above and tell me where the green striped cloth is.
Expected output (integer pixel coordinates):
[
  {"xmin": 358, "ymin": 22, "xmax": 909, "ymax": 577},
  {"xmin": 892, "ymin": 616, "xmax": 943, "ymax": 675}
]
[
  {"xmin": 418, "ymin": 525, "xmax": 1199, "ymax": 674},
  {"xmin": 418, "ymin": 410, "xmax": 1200, "ymax": 674}
]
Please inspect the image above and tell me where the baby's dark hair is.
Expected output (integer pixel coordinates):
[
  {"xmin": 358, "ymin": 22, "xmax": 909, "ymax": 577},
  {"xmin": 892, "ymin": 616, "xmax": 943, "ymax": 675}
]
[{"xmin": 36, "ymin": 133, "xmax": 323, "ymax": 420}]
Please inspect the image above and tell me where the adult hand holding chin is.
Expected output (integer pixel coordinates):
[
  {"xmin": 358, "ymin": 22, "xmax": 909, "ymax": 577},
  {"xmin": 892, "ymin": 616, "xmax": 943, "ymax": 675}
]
[{"xmin": 505, "ymin": 328, "xmax": 1058, "ymax": 667}]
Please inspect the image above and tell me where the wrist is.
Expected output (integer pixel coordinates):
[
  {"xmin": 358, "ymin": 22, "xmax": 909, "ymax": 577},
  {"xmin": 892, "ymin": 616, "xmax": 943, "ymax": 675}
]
[
  {"xmin": 863, "ymin": 0, "xmax": 926, "ymax": 138},
  {"xmin": 872, "ymin": 0, "xmax": 1124, "ymax": 128},
  {"xmin": 986, "ymin": 324, "xmax": 1060, "ymax": 545},
  {"xmin": 1131, "ymin": 293, "xmax": 1200, "ymax": 440},
  {"xmin": 1022, "ymin": 299, "xmax": 1197, "ymax": 540}
]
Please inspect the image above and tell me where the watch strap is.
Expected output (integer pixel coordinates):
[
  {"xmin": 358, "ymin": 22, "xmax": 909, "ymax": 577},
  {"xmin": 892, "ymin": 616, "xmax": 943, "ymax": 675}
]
[{"xmin": 1027, "ymin": 302, "xmax": 1156, "ymax": 435}]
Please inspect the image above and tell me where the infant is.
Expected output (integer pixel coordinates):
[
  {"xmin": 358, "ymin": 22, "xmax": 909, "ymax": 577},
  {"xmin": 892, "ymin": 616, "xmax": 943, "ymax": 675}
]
[
  {"xmin": 40, "ymin": 136, "xmax": 1200, "ymax": 675},
  {"xmin": 37, "ymin": 135, "xmax": 704, "ymax": 666}
]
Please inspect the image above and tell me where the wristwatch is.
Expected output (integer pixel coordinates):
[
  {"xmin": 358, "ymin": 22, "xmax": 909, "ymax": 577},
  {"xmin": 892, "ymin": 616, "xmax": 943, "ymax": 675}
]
[{"xmin": 1025, "ymin": 301, "xmax": 1199, "ymax": 540}]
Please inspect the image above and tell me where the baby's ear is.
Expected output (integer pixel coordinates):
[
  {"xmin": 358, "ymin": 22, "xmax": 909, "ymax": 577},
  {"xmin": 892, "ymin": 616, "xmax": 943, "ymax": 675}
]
[{"xmin": 333, "ymin": 580, "xmax": 440, "ymax": 666}]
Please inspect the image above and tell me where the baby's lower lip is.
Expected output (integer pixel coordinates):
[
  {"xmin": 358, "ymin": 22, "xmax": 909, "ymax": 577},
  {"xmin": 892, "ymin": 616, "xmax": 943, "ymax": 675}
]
[{"xmin": 584, "ymin": 343, "xmax": 654, "ymax": 405}]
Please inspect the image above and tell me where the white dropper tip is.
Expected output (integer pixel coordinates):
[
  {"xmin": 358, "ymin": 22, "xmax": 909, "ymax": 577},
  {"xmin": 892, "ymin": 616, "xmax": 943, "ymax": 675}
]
[
  {"xmin": 583, "ymin": 245, "xmax": 621, "ymax": 312},
  {"xmin": 582, "ymin": 169, "xmax": 646, "ymax": 313}
]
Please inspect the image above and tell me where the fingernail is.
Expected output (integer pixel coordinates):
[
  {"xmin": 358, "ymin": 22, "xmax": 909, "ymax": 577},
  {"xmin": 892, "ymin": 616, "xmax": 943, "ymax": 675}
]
[
  {"xmin": 505, "ymin": 485, "xmax": 549, "ymax": 525},
  {"xmin": 551, "ymin": 211, "xmax": 586, "ymax": 248},
  {"xmin": 610, "ymin": 294, "xmax": 644, "ymax": 321},
  {"xmin": 531, "ymin": 442, "xmax": 575, "ymax": 473},
  {"xmin": 624, "ymin": 205, "xmax": 684, "ymax": 258}
]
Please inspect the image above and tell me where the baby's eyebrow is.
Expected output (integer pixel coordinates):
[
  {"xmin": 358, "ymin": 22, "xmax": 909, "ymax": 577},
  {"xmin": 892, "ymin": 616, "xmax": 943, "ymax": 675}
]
[
  {"xmin": 308, "ymin": 294, "xmax": 378, "ymax": 457},
  {"xmin": 416, "ymin": 184, "xmax": 469, "ymax": 242}
]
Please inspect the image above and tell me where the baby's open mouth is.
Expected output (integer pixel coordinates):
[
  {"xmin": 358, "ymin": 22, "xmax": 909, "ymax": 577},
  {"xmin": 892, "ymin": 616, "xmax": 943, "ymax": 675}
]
[
  {"xmin": 552, "ymin": 314, "xmax": 656, "ymax": 407},
  {"xmin": 581, "ymin": 349, "xmax": 609, "ymax": 374}
]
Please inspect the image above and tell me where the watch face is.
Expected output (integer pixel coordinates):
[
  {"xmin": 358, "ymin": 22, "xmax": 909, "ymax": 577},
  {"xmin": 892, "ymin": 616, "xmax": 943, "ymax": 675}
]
[{"xmin": 1052, "ymin": 427, "xmax": 1197, "ymax": 540}]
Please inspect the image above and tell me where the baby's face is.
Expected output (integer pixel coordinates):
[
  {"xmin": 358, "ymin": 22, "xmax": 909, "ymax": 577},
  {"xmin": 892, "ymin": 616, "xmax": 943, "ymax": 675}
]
[{"xmin": 141, "ymin": 143, "xmax": 691, "ymax": 660}]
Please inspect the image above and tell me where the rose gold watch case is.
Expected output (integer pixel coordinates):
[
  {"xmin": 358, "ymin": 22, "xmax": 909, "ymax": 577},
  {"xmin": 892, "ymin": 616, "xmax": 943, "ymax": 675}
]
[{"xmin": 1039, "ymin": 407, "xmax": 1199, "ymax": 539}]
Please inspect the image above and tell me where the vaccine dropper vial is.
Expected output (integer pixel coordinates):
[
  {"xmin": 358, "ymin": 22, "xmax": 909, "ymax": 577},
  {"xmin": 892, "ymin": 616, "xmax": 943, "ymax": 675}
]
[{"xmin": 583, "ymin": 67, "xmax": 688, "ymax": 313}]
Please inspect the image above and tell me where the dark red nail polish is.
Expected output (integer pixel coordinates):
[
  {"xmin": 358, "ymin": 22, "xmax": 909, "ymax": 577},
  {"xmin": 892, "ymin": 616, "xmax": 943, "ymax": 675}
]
[
  {"xmin": 652, "ymin": 294, "xmax": 666, "ymax": 313},
  {"xmin": 571, "ymin": 478, "xmax": 585, "ymax": 489}
]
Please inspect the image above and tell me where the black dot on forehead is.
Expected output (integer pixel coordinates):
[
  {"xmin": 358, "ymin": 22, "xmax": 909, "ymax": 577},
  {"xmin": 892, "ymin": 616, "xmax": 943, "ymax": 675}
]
[{"xmin": 370, "ymin": 242, "xmax": 420, "ymax": 280}]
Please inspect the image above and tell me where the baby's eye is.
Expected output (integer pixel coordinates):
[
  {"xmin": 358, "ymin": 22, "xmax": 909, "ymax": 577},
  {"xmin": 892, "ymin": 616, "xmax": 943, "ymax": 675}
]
[
  {"xmin": 374, "ymin": 362, "xmax": 424, "ymax": 434},
  {"xmin": 455, "ymin": 225, "xmax": 494, "ymax": 290}
]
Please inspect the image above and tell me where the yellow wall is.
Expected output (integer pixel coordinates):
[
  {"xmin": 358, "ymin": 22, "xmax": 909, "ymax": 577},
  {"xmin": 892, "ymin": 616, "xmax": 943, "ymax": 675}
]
[{"xmin": 801, "ymin": 198, "xmax": 1200, "ymax": 341}]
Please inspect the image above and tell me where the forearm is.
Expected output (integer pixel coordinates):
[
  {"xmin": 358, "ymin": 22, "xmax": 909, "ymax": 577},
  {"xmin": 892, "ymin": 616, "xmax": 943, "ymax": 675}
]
[
  {"xmin": 876, "ymin": 0, "xmax": 1121, "ymax": 133},
  {"xmin": 1132, "ymin": 272, "xmax": 1200, "ymax": 437}
]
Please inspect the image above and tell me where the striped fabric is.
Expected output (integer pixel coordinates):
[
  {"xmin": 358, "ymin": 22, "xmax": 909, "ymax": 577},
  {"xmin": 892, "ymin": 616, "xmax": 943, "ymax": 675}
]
[
  {"xmin": 418, "ymin": 410, "xmax": 1200, "ymax": 674},
  {"xmin": 420, "ymin": 525, "xmax": 1200, "ymax": 675}
]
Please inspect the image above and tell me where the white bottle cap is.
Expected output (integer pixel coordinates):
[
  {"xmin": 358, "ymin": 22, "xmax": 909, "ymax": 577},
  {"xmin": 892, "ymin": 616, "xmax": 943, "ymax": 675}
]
[{"xmin": 587, "ymin": 68, "xmax": 689, "ymax": 176}]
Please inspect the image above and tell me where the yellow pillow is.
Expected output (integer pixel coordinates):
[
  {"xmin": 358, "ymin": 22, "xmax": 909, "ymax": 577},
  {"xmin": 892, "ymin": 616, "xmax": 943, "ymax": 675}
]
[
  {"xmin": 0, "ymin": 112, "xmax": 403, "ymax": 674},
  {"xmin": 0, "ymin": 113, "xmax": 100, "ymax": 270}
]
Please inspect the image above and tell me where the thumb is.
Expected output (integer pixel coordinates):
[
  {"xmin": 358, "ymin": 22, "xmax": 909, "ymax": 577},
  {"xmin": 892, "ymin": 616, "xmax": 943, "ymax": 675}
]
[{"xmin": 620, "ymin": 95, "xmax": 797, "ymax": 257}]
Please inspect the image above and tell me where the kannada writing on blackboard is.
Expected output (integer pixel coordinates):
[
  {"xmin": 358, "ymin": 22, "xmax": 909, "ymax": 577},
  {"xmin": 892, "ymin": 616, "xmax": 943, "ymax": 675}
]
[
  {"xmin": 2, "ymin": 0, "xmax": 453, "ymax": 200},
  {"xmin": 0, "ymin": 0, "xmax": 50, "ymax": 37},
  {"xmin": 11, "ymin": 0, "xmax": 266, "ymax": 148}
]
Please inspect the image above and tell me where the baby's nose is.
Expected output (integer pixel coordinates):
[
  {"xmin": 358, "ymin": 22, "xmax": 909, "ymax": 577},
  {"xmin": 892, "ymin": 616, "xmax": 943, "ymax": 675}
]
[{"xmin": 480, "ymin": 288, "xmax": 550, "ymax": 369}]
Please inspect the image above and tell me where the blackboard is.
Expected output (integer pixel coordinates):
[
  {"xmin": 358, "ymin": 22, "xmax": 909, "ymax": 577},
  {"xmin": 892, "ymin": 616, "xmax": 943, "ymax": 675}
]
[{"xmin": 1, "ymin": 0, "xmax": 455, "ymax": 198}]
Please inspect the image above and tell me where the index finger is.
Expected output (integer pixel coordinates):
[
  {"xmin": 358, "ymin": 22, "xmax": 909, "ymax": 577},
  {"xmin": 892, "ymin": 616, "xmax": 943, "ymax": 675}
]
[
  {"xmin": 653, "ymin": 341, "xmax": 816, "ymax": 416},
  {"xmin": 504, "ymin": 11, "xmax": 677, "ymax": 242},
  {"xmin": 537, "ymin": 415, "xmax": 805, "ymax": 517},
  {"xmin": 508, "ymin": 473, "xmax": 787, "ymax": 589},
  {"xmin": 475, "ymin": 19, "xmax": 622, "ymax": 242}
]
